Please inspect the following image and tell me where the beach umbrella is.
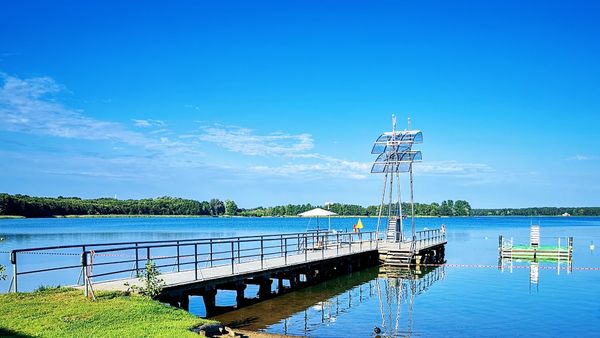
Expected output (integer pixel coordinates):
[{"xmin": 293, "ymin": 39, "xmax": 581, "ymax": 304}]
[{"xmin": 299, "ymin": 208, "xmax": 338, "ymax": 231}]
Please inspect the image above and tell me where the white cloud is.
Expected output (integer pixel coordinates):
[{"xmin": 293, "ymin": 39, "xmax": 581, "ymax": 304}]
[
  {"xmin": 197, "ymin": 125, "xmax": 314, "ymax": 156},
  {"xmin": 415, "ymin": 160, "xmax": 495, "ymax": 176},
  {"xmin": 251, "ymin": 155, "xmax": 371, "ymax": 180},
  {"xmin": 132, "ymin": 119, "xmax": 165, "ymax": 128},
  {"xmin": 1, "ymin": 72, "xmax": 495, "ymax": 184},
  {"xmin": 0, "ymin": 73, "xmax": 147, "ymax": 145},
  {"xmin": 567, "ymin": 155, "xmax": 596, "ymax": 161}
]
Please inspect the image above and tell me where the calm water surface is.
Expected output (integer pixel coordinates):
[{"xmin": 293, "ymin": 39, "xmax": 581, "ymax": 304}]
[{"xmin": 1, "ymin": 216, "xmax": 599, "ymax": 337}]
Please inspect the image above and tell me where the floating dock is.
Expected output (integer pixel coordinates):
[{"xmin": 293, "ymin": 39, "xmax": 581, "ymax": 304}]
[{"xmin": 499, "ymin": 225, "xmax": 573, "ymax": 261}]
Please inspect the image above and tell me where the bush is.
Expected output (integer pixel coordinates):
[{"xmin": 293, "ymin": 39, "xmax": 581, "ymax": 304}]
[{"xmin": 125, "ymin": 260, "xmax": 165, "ymax": 298}]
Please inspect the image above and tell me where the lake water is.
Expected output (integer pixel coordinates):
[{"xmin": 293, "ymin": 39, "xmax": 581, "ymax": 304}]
[{"xmin": 1, "ymin": 216, "xmax": 599, "ymax": 337}]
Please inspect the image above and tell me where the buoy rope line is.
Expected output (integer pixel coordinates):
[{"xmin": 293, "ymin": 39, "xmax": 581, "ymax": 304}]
[
  {"xmin": 416, "ymin": 263, "xmax": 600, "ymax": 271},
  {"xmin": 1, "ymin": 250, "xmax": 600, "ymax": 271},
  {"xmin": 0, "ymin": 250, "xmax": 186, "ymax": 260}
]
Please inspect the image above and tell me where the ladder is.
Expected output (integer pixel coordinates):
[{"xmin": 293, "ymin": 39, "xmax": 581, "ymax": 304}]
[
  {"xmin": 387, "ymin": 217, "xmax": 400, "ymax": 242},
  {"xmin": 384, "ymin": 248, "xmax": 414, "ymax": 267}
]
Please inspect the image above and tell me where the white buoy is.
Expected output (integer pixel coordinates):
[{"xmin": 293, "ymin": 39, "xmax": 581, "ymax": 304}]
[{"xmin": 591, "ymin": 241, "xmax": 595, "ymax": 252}]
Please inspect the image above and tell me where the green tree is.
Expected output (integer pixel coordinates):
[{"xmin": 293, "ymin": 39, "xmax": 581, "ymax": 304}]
[
  {"xmin": 454, "ymin": 200, "xmax": 471, "ymax": 216},
  {"xmin": 224, "ymin": 200, "xmax": 238, "ymax": 216},
  {"xmin": 209, "ymin": 198, "xmax": 225, "ymax": 216},
  {"xmin": 439, "ymin": 200, "xmax": 453, "ymax": 216}
]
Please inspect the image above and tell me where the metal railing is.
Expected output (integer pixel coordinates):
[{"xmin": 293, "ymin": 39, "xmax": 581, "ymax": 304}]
[
  {"xmin": 9, "ymin": 230, "xmax": 379, "ymax": 293},
  {"xmin": 413, "ymin": 229, "xmax": 446, "ymax": 251},
  {"xmin": 385, "ymin": 228, "xmax": 446, "ymax": 251}
]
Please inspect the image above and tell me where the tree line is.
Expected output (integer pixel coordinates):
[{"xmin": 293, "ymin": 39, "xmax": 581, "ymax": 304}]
[
  {"xmin": 0, "ymin": 193, "xmax": 472, "ymax": 217},
  {"xmin": 471, "ymin": 207, "xmax": 600, "ymax": 216},
  {"xmin": 1, "ymin": 193, "xmax": 598, "ymax": 218},
  {"xmin": 0, "ymin": 194, "xmax": 238, "ymax": 218}
]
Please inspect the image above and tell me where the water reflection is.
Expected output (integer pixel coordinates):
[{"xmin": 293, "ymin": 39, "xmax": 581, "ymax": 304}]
[
  {"xmin": 374, "ymin": 266, "xmax": 444, "ymax": 338},
  {"xmin": 499, "ymin": 258, "xmax": 572, "ymax": 293},
  {"xmin": 212, "ymin": 265, "xmax": 445, "ymax": 337}
]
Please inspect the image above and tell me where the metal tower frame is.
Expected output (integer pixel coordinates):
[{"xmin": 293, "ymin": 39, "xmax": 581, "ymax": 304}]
[{"xmin": 371, "ymin": 115, "xmax": 423, "ymax": 247}]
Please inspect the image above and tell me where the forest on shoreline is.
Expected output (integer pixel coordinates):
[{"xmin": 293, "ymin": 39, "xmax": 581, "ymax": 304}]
[{"xmin": 1, "ymin": 193, "xmax": 599, "ymax": 218}]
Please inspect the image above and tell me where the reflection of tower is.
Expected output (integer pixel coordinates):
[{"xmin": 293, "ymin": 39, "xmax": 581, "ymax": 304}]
[
  {"xmin": 371, "ymin": 115, "xmax": 423, "ymax": 246},
  {"xmin": 529, "ymin": 261, "xmax": 539, "ymax": 294},
  {"xmin": 375, "ymin": 266, "xmax": 444, "ymax": 337}
]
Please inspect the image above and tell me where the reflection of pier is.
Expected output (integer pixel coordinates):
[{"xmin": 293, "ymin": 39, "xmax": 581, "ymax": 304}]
[
  {"xmin": 499, "ymin": 258, "xmax": 572, "ymax": 293},
  {"xmin": 375, "ymin": 265, "xmax": 445, "ymax": 338},
  {"xmin": 212, "ymin": 267, "xmax": 380, "ymax": 332}
]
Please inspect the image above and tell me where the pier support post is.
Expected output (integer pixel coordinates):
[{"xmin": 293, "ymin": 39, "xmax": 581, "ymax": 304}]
[
  {"xmin": 258, "ymin": 278, "xmax": 272, "ymax": 298},
  {"xmin": 290, "ymin": 273, "xmax": 300, "ymax": 288},
  {"xmin": 202, "ymin": 288, "xmax": 217, "ymax": 317},
  {"xmin": 277, "ymin": 276, "xmax": 285, "ymax": 293},
  {"xmin": 235, "ymin": 284, "xmax": 247, "ymax": 307},
  {"xmin": 180, "ymin": 294, "xmax": 190, "ymax": 311}
]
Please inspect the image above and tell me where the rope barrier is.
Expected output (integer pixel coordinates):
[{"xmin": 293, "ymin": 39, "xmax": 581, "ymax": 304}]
[
  {"xmin": 416, "ymin": 263, "xmax": 600, "ymax": 271},
  {"xmin": 3, "ymin": 251, "xmax": 600, "ymax": 271}
]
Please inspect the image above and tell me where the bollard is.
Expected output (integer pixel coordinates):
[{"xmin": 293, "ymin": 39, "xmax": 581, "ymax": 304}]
[
  {"xmin": 10, "ymin": 251, "xmax": 17, "ymax": 293},
  {"xmin": 81, "ymin": 252, "xmax": 88, "ymax": 297}
]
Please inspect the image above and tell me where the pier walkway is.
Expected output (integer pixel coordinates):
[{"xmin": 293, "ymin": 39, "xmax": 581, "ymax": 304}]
[{"xmin": 8, "ymin": 228, "xmax": 445, "ymax": 316}]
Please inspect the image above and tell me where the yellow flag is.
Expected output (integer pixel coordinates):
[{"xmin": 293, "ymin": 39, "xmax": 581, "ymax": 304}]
[{"xmin": 356, "ymin": 218, "xmax": 364, "ymax": 229}]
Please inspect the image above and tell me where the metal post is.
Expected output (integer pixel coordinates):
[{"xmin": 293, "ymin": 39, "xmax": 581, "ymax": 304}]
[
  {"xmin": 237, "ymin": 237, "xmax": 241, "ymax": 263},
  {"xmin": 376, "ymin": 172, "xmax": 388, "ymax": 242},
  {"xmin": 176, "ymin": 240, "xmax": 180, "ymax": 272},
  {"xmin": 231, "ymin": 242, "xmax": 235, "ymax": 274},
  {"xmin": 360, "ymin": 232, "xmax": 363, "ymax": 251},
  {"xmin": 410, "ymin": 163, "xmax": 415, "ymax": 246},
  {"xmin": 304, "ymin": 236, "xmax": 308, "ymax": 262},
  {"xmin": 280, "ymin": 235, "xmax": 284, "ymax": 257},
  {"xmin": 146, "ymin": 247, "xmax": 150, "ymax": 262},
  {"xmin": 349, "ymin": 233, "xmax": 352, "ymax": 254},
  {"xmin": 135, "ymin": 243, "xmax": 139, "ymax": 276},
  {"xmin": 194, "ymin": 244, "xmax": 198, "ymax": 280},
  {"xmin": 81, "ymin": 252, "xmax": 88, "ymax": 297},
  {"xmin": 209, "ymin": 239, "xmax": 213, "ymax": 267},
  {"xmin": 337, "ymin": 233, "xmax": 339, "ymax": 256},
  {"xmin": 261, "ymin": 236, "xmax": 264, "ymax": 269},
  {"xmin": 10, "ymin": 251, "xmax": 17, "ymax": 293},
  {"xmin": 284, "ymin": 238, "xmax": 288, "ymax": 265}
]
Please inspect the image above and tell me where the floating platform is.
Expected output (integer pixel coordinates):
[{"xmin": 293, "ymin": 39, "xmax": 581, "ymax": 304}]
[
  {"xmin": 501, "ymin": 245, "xmax": 571, "ymax": 261},
  {"xmin": 499, "ymin": 232, "xmax": 573, "ymax": 261}
]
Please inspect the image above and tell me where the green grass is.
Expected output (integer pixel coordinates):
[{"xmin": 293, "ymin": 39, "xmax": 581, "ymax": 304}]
[{"xmin": 0, "ymin": 287, "xmax": 212, "ymax": 337}]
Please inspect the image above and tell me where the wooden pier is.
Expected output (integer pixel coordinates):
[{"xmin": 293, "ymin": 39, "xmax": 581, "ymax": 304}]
[{"xmin": 8, "ymin": 228, "xmax": 445, "ymax": 316}]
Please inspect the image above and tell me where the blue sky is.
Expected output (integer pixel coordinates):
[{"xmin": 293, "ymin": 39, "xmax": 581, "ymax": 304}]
[{"xmin": 1, "ymin": 1, "xmax": 599, "ymax": 208}]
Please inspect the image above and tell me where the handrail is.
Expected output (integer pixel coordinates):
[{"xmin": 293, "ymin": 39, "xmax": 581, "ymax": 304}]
[
  {"xmin": 10, "ymin": 230, "xmax": 337, "ymax": 254},
  {"xmin": 8, "ymin": 230, "xmax": 379, "ymax": 293}
]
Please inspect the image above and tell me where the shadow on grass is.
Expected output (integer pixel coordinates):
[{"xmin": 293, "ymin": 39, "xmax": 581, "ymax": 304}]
[{"xmin": 0, "ymin": 327, "xmax": 34, "ymax": 338}]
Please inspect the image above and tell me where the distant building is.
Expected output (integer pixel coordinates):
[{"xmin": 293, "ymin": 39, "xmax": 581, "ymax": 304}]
[{"xmin": 561, "ymin": 212, "xmax": 571, "ymax": 217}]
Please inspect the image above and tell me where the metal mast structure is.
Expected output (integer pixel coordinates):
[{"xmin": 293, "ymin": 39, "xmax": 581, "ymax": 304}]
[{"xmin": 371, "ymin": 115, "xmax": 423, "ymax": 246}]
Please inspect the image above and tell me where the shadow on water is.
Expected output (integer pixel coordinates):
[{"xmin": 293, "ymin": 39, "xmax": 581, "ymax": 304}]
[
  {"xmin": 211, "ymin": 266, "xmax": 380, "ymax": 330},
  {"xmin": 211, "ymin": 264, "xmax": 445, "ymax": 337}
]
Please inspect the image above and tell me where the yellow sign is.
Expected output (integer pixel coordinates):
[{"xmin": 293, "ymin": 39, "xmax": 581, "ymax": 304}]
[{"xmin": 356, "ymin": 218, "xmax": 364, "ymax": 229}]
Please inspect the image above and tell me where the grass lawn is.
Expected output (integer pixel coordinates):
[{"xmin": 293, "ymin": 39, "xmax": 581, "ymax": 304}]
[{"xmin": 0, "ymin": 287, "xmax": 212, "ymax": 337}]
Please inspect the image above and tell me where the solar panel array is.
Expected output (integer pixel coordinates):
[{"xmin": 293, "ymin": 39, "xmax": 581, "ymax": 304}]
[{"xmin": 370, "ymin": 130, "xmax": 423, "ymax": 173}]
